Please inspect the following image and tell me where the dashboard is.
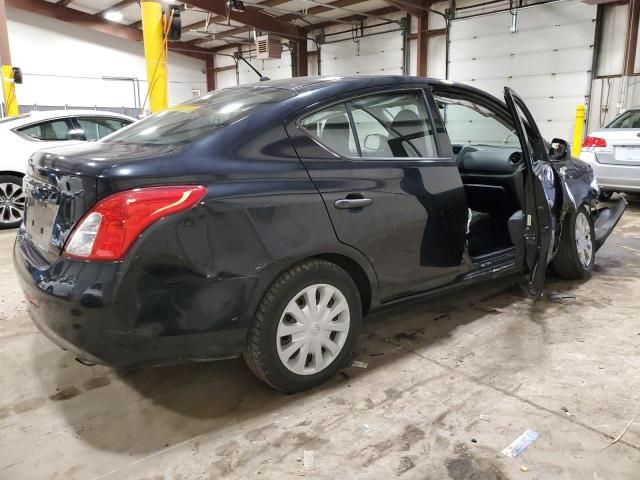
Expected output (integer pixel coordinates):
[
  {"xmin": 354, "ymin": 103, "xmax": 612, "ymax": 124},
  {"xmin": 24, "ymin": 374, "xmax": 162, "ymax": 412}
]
[{"xmin": 452, "ymin": 144, "xmax": 524, "ymax": 175}]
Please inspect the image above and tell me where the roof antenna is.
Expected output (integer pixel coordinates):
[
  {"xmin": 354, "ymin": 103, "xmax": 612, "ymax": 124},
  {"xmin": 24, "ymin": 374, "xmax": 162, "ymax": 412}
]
[{"xmin": 259, "ymin": 76, "xmax": 271, "ymax": 81}]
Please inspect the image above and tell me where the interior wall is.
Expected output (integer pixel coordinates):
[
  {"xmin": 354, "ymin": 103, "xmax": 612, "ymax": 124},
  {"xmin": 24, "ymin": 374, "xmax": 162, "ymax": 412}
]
[{"xmin": 5, "ymin": 7, "xmax": 207, "ymax": 113}]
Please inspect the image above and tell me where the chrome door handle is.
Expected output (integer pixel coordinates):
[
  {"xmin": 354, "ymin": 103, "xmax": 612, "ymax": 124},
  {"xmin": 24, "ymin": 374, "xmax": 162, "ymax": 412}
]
[{"xmin": 334, "ymin": 198, "xmax": 373, "ymax": 209}]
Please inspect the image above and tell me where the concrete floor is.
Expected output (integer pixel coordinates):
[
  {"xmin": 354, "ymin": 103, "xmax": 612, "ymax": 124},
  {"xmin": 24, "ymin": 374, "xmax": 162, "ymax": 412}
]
[{"xmin": 2, "ymin": 203, "xmax": 640, "ymax": 480}]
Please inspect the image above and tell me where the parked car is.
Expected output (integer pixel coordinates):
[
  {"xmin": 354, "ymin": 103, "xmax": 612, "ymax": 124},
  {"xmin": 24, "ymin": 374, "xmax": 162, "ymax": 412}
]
[
  {"xmin": 0, "ymin": 110, "xmax": 135, "ymax": 229},
  {"xmin": 14, "ymin": 77, "xmax": 625, "ymax": 393},
  {"xmin": 580, "ymin": 107, "xmax": 640, "ymax": 199}
]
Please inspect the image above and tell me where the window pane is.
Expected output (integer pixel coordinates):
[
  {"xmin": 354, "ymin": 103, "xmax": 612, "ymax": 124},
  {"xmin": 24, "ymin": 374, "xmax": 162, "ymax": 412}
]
[
  {"xmin": 104, "ymin": 87, "xmax": 294, "ymax": 145},
  {"xmin": 608, "ymin": 110, "xmax": 640, "ymax": 128},
  {"xmin": 78, "ymin": 117, "xmax": 130, "ymax": 140},
  {"xmin": 18, "ymin": 119, "xmax": 72, "ymax": 141},
  {"xmin": 349, "ymin": 92, "xmax": 438, "ymax": 158},
  {"xmin": 300, "ymin": 104, "xmax": 357, "ymax": 157},
  {"xmin": 437, "ymin": 98, "xmax": 519, "ymax": 147}
]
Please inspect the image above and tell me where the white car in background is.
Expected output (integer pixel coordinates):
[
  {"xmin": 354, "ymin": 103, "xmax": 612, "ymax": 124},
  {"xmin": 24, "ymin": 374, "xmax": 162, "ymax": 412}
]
[
  {"xmin": 0, "ymin": 110, "xmax": 134, "ymax": 228},
  {"xmin": 580, "ymin": 107, "xmax": 640, "ymax": 200}
]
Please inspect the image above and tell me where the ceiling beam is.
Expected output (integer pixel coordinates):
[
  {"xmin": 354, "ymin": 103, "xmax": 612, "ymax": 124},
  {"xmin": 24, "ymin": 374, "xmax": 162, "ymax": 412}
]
[
  {"xmin": 190, "ymin": 0, "xmax": 370, "ymax": 46},
  {"xmin": 382, "ymin": 0, "xmax": 429, "ymax": 15},
  {"xmin": 301, "ymin": 5, "xmax": 400, "ymax": 31},
  {"xmin": 5, "ymin": 0, "xmax": 214, "ymax": 59},
  {"xmin": 96, "ymin": 0, "xmax": 138, "ymax": 17},
  {"xmin": 186, "ymin": 0, "xmax": 302, "ymax": 40}
]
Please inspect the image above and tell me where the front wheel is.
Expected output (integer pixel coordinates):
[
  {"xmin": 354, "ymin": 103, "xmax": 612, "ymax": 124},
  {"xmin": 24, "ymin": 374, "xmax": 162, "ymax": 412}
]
[
  {"xmin": 244, "ymin": 259, "xmax": 362, "ymax": 393},
  {"xmin": 552, "ymin": 205, "xmax": 595, "ymax": 280}
]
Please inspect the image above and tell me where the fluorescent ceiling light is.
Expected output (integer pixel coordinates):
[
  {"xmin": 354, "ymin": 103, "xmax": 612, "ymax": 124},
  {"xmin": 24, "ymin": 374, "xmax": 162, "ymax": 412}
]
[{"xmin": 104, "ymin": 11, "xmax": 124, "ymax": 22}]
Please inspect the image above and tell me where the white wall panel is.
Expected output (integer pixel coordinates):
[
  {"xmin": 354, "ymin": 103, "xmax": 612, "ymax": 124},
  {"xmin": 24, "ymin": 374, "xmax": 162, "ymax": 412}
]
[
  {"xmin": 217, "ymin": 69, "xmax": 238, "ymax": 90},
  {"xmin": 6, "ymin": 7, "xmax": 206, "ymax": 111},
  {"xmin": 448, "ymin": 0, "xmax": 596, "ymax": 141},
  {"xmin": 596, "ymin": 3, "xmax": 628, "ymax": 76}
]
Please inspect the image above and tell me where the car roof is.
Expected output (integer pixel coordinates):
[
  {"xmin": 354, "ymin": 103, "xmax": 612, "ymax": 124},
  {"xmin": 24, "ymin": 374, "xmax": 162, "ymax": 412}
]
[
  {"xmin": 0, "ymin": 110, "xmax": 135, "ymax": 130},
  {"xmin": 234, "ymin": 75, "xmax": 445, "ymax": 92}
]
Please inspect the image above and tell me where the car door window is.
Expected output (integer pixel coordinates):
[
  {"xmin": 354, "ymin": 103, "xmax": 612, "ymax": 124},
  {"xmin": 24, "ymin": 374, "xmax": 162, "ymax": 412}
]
[
  {"xmin": 17, "ymin": 119, "xmax": 73, "ymax": 141},
  {"xmin": 77, "ymin": 117, "xmax": 131, "ymax": 140},
  {"xmin": 349, "ymin": 92, "xmax": 438, "ymax": 158},
  {"xmin": 607, "ymin": 110, "xmax": 640, "ymax": 128},
  {"xmin": 300, "ymin": 104, "xmax": 358, "ymax": 157},
  {"xmin": 437, "ymin": 99, "xmax": 520, "ymax": 148}
]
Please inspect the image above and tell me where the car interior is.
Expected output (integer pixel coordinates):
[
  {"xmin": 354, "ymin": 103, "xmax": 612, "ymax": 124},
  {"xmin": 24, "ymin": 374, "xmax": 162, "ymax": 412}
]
[{"xmin": 434, "ymin": 94, "xmax": 525, "ymax": 259}]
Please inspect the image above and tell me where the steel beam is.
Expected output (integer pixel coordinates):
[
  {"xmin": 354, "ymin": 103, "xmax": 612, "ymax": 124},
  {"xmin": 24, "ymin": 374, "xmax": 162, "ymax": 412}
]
[
  {"xmin": 187, "ymin": 0, "xmax": 302, "ymax": 40},
  {"xmin": 624, "ymin": 0, "xmax": 639, "ymax": 75},
  {"xmin": 416, "ymin": 7, "xmax": 428, "ymax": 76}
]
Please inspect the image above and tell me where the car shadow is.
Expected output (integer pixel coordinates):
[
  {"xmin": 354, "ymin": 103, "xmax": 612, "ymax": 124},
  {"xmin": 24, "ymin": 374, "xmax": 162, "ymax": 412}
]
[{"xmin": 32, "ymin": 272, "xmax": 573, "ymax": 456}]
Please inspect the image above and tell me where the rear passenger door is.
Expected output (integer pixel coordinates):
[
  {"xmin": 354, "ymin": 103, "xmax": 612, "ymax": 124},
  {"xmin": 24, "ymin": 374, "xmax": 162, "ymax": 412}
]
[
  {"xmin": 287, "ymin": 88, "xmax": 469, "ymax": 302},
  {"xmin": 74, "ymin": 116, "xmax": 132, "ymax": 140}
]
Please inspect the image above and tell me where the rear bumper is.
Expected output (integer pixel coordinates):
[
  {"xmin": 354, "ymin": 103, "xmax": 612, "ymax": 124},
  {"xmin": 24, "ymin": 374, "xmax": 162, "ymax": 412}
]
[
  {"xmin": 580, "ymin": 151, "xmax": 640, "ymax": 192},
  {"xmin": 13, "ymin": 230, "xmax": 251, "ymax": 368}
]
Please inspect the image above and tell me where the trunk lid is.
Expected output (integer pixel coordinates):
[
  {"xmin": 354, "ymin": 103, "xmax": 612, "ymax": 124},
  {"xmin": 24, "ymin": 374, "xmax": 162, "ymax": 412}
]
[
  {"xmin": 591, "ymin": 129, "xmax": 640, "ymax": 166},
  {"xmin": 22, "ymin": 142, "xmax": 184, "ymax": 263}
]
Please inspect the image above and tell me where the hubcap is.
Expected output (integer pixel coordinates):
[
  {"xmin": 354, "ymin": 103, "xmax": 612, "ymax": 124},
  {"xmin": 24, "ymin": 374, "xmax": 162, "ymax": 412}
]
[
  {"xmin": 575, "ymin": 211, "xmax": 593, "ymax": 268},
  {"xmin": 0, "ymin": 182, "xmax": 26, "ymax": 226},
  {"xmin": 276, "ymin": 283, "xmax": 350, "ymax": 376}
]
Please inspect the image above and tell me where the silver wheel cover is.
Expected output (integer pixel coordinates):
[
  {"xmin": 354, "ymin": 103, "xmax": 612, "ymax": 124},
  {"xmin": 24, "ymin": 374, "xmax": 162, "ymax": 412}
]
[
  {"xmin": 575, "ymin": 211, "xmax": 593, "ymax": 268},
  {"xmin": 276, "ymin": 283, "xmax": 350, "ymax": 376},
  {"xmin": 0, "ymin": 182, "xmax": 25, "ymax": 225}
]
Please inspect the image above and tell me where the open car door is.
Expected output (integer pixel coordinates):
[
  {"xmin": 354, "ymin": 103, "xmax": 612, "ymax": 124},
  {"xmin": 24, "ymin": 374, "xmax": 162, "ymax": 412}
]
[{"xmin": 504, "ymin": 87, "xmax": 556, "ymax": 299}]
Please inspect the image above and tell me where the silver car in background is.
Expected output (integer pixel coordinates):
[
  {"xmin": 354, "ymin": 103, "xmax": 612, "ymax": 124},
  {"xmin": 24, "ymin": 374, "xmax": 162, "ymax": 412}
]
[{"xmin": 580, "ymin": 108, "xmax": 640, "ymax": 199}]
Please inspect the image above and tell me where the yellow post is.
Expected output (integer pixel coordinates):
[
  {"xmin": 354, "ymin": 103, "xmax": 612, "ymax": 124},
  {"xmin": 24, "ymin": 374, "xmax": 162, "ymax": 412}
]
[
  {"xmin": 572, "ymin": 104, "xmax": 586, "ymax": 158},
  {"xmin": 141, "ymin": 0, "xmax": 168, "ymax": 113},
  {"xmin": 1, "ymin": 65, "xmax": 18, "ymax": 117}
]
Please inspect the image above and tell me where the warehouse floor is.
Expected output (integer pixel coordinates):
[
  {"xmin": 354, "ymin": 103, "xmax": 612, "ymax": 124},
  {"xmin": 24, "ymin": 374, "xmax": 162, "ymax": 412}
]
[{"xmin": 1, "ymin": 202, "xmax": 640, "ymax": 480}]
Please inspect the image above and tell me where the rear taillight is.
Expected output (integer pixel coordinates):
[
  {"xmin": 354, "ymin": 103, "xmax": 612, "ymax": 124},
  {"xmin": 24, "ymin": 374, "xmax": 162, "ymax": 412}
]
[
  {"xmin": 63, "ymin": 185, "xmax": 206, "ymax": 261},
  {"xmin": 582, "ymin": 136, "xmax": 607, "ymax": 148}
]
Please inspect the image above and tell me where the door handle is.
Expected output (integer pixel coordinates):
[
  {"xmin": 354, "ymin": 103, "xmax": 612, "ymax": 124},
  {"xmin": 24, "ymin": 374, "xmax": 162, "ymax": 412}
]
[{"xmin": 334, "ymin": 198, "xmax": 373, "ymax": 209}]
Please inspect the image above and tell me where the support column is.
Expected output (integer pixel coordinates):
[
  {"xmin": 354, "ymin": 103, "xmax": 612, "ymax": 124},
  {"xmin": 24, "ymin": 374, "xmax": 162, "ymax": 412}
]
[
  {"xmin": 623, "ymin": 0, "xmax": 640, "ymax": 76},
  {"xmin": 141, "ymin": 0, "xmax": 167, "ymax": 113},
  {"xmin": 296, "ymin": 39, "xmax": 308, "ymax": 77},
  {"xmin": 0, "ymin": 0, "xmax": 18, "ymax": 116},
  {"xmin": 417, "ymin": 9, "xmax": 429, "ymax": 77},
  {"xmin": 206, "ymin": 55, "xmax": 215, "ymax": 92}
]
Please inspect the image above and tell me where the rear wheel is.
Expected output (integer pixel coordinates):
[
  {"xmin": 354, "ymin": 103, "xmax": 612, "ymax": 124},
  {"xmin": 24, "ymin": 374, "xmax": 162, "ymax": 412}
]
[
  {"xmin": 0, "ymin": 175, "xmax": 25, "ymax": 229},
  {"xmin": 244, "ymin": 259, "xmax": 361, "ymax": 393},
  {"xmin": 552, "ymin": 205, "xmax": 595, "ymax": 280}
]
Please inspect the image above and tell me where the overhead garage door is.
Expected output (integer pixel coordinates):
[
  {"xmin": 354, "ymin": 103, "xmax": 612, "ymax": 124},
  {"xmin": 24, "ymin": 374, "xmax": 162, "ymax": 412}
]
[
  {"xmin": 321, "ymin": 30, "xmax": 404, "ymax": 76},
  {"xmin": 449, "ymin": 0, "xmax": 596, "ymax": 141}
]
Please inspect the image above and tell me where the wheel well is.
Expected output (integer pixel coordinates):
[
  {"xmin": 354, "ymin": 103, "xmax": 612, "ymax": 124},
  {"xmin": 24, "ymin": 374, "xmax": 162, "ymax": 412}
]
[
  {"xmin": 0, "ymin": 171, "xmax": 25, "ymax": 179},
  {"xmin": 313, "ymin": 253, "xmax": 372, "ymax": 316}
]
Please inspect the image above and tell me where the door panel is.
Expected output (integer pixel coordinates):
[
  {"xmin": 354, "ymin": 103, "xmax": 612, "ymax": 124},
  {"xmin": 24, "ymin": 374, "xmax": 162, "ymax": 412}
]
[
  {"xmin": 504, "ymin": 87, "xmax": 556, "ymax": 298},
  {"xmin": 288, "ymin": 90, "xmax": 469, "ymax": 302}
]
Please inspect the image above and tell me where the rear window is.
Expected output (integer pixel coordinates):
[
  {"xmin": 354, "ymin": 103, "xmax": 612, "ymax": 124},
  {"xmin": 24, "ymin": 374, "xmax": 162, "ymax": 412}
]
[
  {"xmin": 607, "ymin": 110, "xmax": 640, "ymax": 129},
  {"xmin": 104, "ymin": 87, "xmax": 294, "ymax": 145}
]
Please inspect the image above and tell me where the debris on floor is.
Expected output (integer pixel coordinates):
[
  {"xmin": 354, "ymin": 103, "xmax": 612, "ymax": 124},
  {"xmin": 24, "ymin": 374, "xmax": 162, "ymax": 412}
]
[
  {"xmin": 479, "ymin": 414, "xmax": 490, "ymax": 422},
  {"xmin": 397, "ymin": 456, "xmax": 415, "ymax": 476},
  {"xmin": 303, "ymin": 450, "xmax": 315, "ymax": 471},
  {"xmin": 351, "ymin": 360, "xmax": 368, "ymax": 369},
  {"xmin": 520, "ymin": 466, "xmax": 529, "ymax": 472},
  {"xmin": 502, "ymin": 429, "xmax": 540, "ymax": 458},
  {"xmin": 548, "ymin": 291, "xmax": 577, "ymax": 304},
  {"xmin": 604, "ymin": 401, "xmax": 639, "ymax": 448}
]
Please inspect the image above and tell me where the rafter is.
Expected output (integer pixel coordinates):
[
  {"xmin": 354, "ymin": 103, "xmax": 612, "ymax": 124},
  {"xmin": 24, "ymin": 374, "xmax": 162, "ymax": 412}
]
[
  {"xmin": 96, "ymin": 0, "xmax": 139, "ymax": 17},
  {"xmin": 5, "ymin": 0, "xmax": 213, "ymax": 59},
  {"xmin": 190, "ymin": 0, "xmax": 371, "ymax": 46},
  {"xmin": 186, "ymin": 0, "xmax": 302, "ymax": 40}
]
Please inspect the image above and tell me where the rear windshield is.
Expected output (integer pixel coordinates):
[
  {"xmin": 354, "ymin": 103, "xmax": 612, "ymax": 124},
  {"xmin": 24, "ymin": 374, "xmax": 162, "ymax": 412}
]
[
  {"xmin": 103, "ymin": 87, "xmax": 294, "ymax": 145},
  {"xmin": 607, "ymin": 109, "xmax": 640, "ymax": 129}
]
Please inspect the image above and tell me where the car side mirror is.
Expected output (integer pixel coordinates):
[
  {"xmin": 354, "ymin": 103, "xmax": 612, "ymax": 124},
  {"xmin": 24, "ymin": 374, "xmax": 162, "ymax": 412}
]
[
  {"xmin": 363, "ymin": 133, "xmax": 386, "ymax": 151},
  {"xmin": 549, "ymin": 138, "xmax": 570, "ymax": 161}
]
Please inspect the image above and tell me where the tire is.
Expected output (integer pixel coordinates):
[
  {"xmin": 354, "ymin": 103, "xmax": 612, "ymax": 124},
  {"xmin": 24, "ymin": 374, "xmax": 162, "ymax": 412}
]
[
  {"xmin": 0, "ymin": 174, "xmax": 26, "ymax": 229},
  {"xmin": 244, "ymin": 259, "xmax": 362, "ymax": 393},
  {"xmin": 552, "ymin": 205, "xmax": 595, "ymax": 280}
]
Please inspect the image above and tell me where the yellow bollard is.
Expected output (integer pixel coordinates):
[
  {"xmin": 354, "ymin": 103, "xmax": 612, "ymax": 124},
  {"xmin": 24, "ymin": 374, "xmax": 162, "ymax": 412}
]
[
  {"xmin": 141, "ymin": 0, "xmax": 168, "ymax": 113},
  {"xmin": 1, "ymin": 64, "xmax": 19, "ymax": 117},
  {"xmin": 572, "ymin": 104, "xmax": 585, "ymax": 158}
]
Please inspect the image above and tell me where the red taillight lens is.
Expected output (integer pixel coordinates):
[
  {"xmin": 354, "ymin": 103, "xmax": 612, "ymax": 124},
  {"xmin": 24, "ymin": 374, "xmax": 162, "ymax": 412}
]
[
  {"xmin": 582, "ymin": 136, "xmax": 607, "ymax": 148},
  {"xmin": 63, "ymin": 185, "xmax": 206, "ymax": 261}
]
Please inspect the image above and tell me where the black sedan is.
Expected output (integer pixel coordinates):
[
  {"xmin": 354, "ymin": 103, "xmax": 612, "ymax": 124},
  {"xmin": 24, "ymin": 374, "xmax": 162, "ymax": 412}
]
[{"xmin": 14, "ymin": 76, "xmax": 626, "ymax": 392}]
